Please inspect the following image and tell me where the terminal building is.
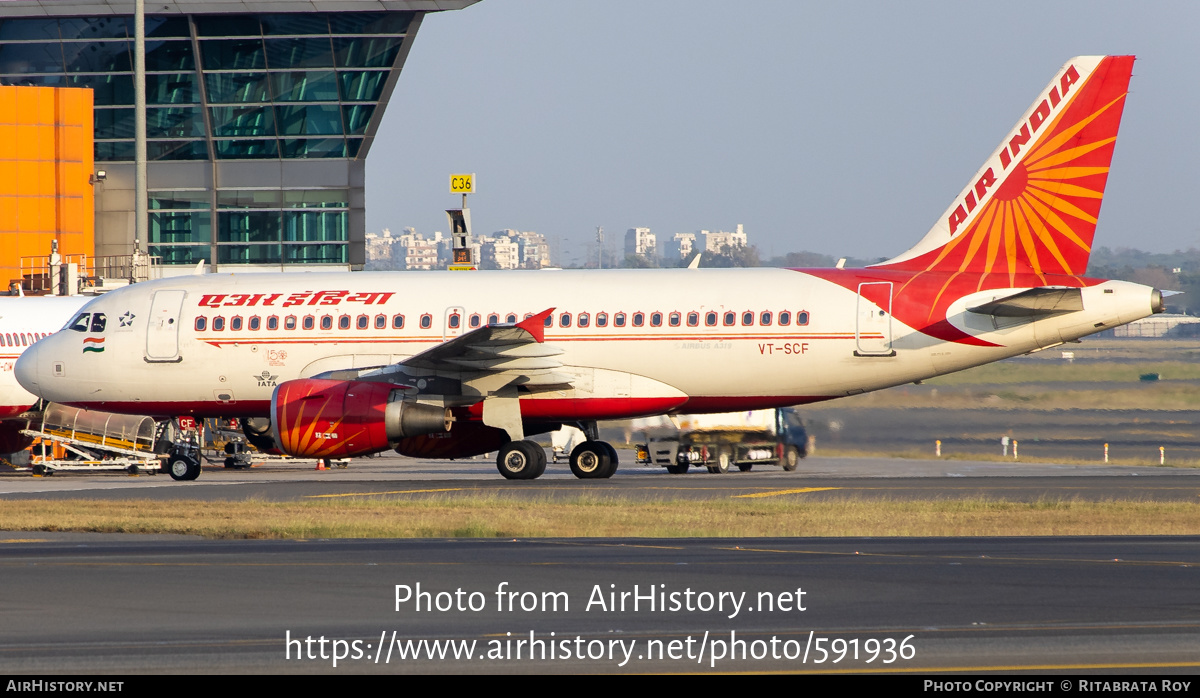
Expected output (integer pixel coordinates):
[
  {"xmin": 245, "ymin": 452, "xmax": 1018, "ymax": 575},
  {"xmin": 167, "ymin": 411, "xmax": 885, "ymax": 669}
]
[{"xmin": 0, "ymin": 0, "xmax": 478, "ymax": 288}]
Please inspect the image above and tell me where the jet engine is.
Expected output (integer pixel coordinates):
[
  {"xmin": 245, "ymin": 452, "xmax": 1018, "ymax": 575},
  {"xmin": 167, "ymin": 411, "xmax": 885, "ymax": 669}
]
[{"xmin": 271, "ymin": 378, "xmax": 452, "ymax": 459}]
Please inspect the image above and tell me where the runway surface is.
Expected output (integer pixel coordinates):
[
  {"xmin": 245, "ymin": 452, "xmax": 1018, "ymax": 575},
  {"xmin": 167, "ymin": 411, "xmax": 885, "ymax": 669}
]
[
  {"xmin": 3, "ymin": 451, "xmax": 1200, "ymax": 502},
  {"xmin": 0, "ymin": 535, "xmax": 1197, "ymax": 674},
  {"xmin": 1, "ymin": 453, "xmax": 1198, "ymax": 674}
]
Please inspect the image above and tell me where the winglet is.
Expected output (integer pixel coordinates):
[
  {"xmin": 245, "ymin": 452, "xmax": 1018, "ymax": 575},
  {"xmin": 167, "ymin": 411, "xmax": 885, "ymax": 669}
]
[{"xmin": 515, "ymin": 308, "xmax": 555, "ymax": 343}]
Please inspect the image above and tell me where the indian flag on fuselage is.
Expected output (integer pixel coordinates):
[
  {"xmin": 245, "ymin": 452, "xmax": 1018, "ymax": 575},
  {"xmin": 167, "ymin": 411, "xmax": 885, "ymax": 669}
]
[{"xmin": 82, "ymin": 337, "xmax": 104, "ymax": 353}]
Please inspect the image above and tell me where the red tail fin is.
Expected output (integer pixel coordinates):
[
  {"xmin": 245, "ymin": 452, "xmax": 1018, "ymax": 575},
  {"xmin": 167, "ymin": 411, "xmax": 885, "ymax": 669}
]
[{"xmin": 878, "ymin": 56, "xmax": 1134, "ymax": 282}]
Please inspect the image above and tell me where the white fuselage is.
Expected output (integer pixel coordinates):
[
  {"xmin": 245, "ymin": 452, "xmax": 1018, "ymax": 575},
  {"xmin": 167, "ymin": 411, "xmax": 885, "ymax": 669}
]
[
  {"xmin": 0, "ymin": 296, "xmax": 90, "ymax": 419},
  {"xmin": 15, "ymin": 268, "xmax": 1157, "ymax": 420}
]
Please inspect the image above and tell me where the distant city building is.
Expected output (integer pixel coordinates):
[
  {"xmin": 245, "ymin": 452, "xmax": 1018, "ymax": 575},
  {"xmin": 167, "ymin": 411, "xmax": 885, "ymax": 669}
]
[
  {"xmin": 704, "ymin": 224, "xmax": 748, "ymax": 253},
  {"xmin": 625, "ymin": 227, "xmax": 656, "ymax": 258},
  {"xmin": 482, "ymin": 237, "xmax": 521, "ymax": 270},
  {"xmin": 670, "ymin": 233, "xmax": 697, "ymax": 261}
]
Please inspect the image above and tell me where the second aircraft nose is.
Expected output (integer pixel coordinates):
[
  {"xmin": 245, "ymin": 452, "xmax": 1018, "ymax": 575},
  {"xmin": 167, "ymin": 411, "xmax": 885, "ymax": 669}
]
[{"xmin": 14, "ymin": 342, "xmax": 40, "ymax": 396}]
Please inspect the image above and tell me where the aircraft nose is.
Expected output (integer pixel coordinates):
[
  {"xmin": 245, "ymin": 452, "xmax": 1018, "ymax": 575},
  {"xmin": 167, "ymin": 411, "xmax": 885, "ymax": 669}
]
[{"xmin": 15, "ymin": 342, "xmax": 41, "ymax": 395}]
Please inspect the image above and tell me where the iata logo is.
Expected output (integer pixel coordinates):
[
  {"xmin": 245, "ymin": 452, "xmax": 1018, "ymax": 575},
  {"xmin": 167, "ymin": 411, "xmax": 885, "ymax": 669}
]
[{"xmin": 254, "ymin": 370, "xmax": 278, "ymax": 387}]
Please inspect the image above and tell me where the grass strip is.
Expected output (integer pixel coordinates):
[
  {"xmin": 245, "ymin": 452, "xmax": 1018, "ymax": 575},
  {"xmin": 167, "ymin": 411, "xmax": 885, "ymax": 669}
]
[{"xmin": 1, "ymin": 495, "xmax": 1198, "ymax": 539}]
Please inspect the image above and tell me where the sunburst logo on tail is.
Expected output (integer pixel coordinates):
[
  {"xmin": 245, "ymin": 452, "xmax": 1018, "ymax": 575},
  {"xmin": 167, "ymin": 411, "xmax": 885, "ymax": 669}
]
[{"xmin": 880, "ymin": 55, "xmax": 1134, "ymax": 285}]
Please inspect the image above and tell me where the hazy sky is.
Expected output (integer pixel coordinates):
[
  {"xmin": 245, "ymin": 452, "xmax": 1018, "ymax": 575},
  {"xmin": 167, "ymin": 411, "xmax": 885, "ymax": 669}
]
[{"xmin": 365, "ymin": 1, "xmax": 1199, "ymax": 264}]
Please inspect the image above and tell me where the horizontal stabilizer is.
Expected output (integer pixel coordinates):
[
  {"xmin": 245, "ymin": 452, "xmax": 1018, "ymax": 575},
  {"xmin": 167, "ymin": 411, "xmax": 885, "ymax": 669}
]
[{"xmin": 967, "ymin": 287, "xmax": 1083, "ymax": 317}]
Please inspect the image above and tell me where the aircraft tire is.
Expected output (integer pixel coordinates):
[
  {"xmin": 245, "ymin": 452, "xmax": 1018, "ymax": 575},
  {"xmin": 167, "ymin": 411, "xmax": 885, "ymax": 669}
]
[
  {"xmin": 497, "ymin": 441, "xmax": 543, "ymax": 480},
  {"xmin": 666, "ymin": 464, "xmax": 688, "ymax": 474},
  {"xmin": 781, "ymin": 445, "xmax": 800, "ymax": 472},
  {"xmin": 569, "ymin": 441, "xmax": 611, "ymax": 479},
  {"xmin": 598, "ymin": 441, "xmax": 619, "ymax": 478},
  {"xmin": 738, "ymin": 463, "xmax": 753, "ymax": 472},
  {"xmin": 530, "ymin": 444, "xmax": 547, "ymax": 478},
  {"xmin": 168, "ymin": 455, "xmax": 201, "ymax": 481}
]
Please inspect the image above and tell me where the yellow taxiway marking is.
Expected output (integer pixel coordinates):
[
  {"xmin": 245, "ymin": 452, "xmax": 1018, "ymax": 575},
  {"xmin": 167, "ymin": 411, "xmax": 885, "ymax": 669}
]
[
  {"xmin": 733, "ymin": 487, "xmax": 839, "ymax": 498},
  {"xmin": 307, "ymin": 488, "xmax": 465, "ymax": 498},
  {"xmin": 0, "ymin": 539, "xmax": 51, "ymax": 543}
]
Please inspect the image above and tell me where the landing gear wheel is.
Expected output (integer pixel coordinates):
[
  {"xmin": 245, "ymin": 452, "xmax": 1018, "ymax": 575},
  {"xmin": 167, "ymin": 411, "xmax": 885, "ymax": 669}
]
[
  {"xmin": 782, "ymin": 445, "xmax": 800, "ymax": 472},
  {"xmin": 737, "ymin": 463, "xmax": 753, "ymax": 472},
  {"xmin": 530, "ymin": 444, "xmax": 547, "ymax": 479},
  {"xmin": 497, "ymin": 441, "xmax": 544, "ymax": 480},
  {"xmin": 598, "ymin": 441, "xmax": 619, "ymax": 478},
  {"xmin": 666, "ymin": 463, "xmax": 689, "ymax": 474},
  {"xmin": 32, "ymin": 463, "xmax": 46, "ymax": 475},
  {"xmin": 223, "ymin": 457, "xmax": 236, "ymax": 469},
  {"xmin": 168, "ymin": 455, "xmax": 201, "ymax": 481},
  {"xmin": 570, "ymin": 441, "xmax": 614, "ymax": 479},
  {"xmin": 714, "ymin": 446, "xmax": 731, "ymax": 474}
]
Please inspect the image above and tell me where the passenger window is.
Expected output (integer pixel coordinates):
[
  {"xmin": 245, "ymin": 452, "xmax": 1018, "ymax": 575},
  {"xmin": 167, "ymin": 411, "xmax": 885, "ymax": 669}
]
[
  {"xmin": 651, "ymin": 312, "xmax": 663, "ymax": 327},
  {"xmin": 668, "ymin": 312, "xmax": 680, "ymax": 327},
  {"xmin": 357, "ymin": 314, "xmax": 369, "ymax": 330},
  {"xmin": 632, "ymin": 312, "xmax": 644, "ymax": 327},
  {"xmin": 705, "ymin": 312, "xmax": 717, "ymax": 326},
  {"xmin": 560, "ymin": 313, "xmax": 572, "ymax": 327},
  {"xmin": 249, "ymin": 316, "xmax": 261, "ymax": 331},
  {"xmin": 195, "ymin": 317, "xmax": 207, "ymax": 331},
  {"xmin": 578, "ymin": 312, "xmax": 590, "ymax": 328},
  {"xmin": 760, "ymin": 311, "xmax": 772, "ymax": 326},
  {"xmin": 231, "ymin": 316, "xmax": 243, "ymax": 331},
  {"xmin": 268, "ymin": 316, "xmax": 279, "ymax": 330},
  {"xmin": 303, "ymin": 316, "xmax": 315, "ymax": 330},
  {"xmin": 284, "ymin": 315, "xmax": 297, "ymax": 330},
  {"xmin": 448, "ymin": 314, "xmax": 460, "ymax": 329},
  {"xmin": 797, "ymin": 311, "xmax": 810, "ymax": 326},
  {"xmin": 487, "ymin": 313, "xmax": 499, "ymax": 325},
  {"xmin": 596, "ymin": 312, "xmax": 608, "ymax": 327},
  {"xmin": 68, "ymin": 313, "xmax": 90, "ymax": 332},
  {"xmin": 723, "ymin": 311, "xmax": 735, "ymax": 326},
  {"xmin": 392, "ymin": 314, "xmax": 404, "ymax": 329},
  {"xmin": 375, "ymin": 314, "xmax": 386, "ymax": 329},
  {"xmin": 506, "ymin": 314, "xmax": 517, "ymax": 324},
  {"xmin": 544, "ymin": 315, "xmax": 553, "ymax": 328},
  {"xmin": 213, "ymin": 316, "xmax": 225, "ymax": 331},
  {"xmin": 742, "ymin": 311, "xmax": 754, "ymax": 326},
  {"xmin": 687, "ymin": 312, "xmax": 699, "ymax": 327},
  {"xmin": 338, "ymin": 315, "xmax": 351, "ymax": 330},
  {"xmin": 778, "ymin": 311, "xmax": 791, "ymax": 326},
  {"xmin": 420, "ymin": 314, "xmax": 432, "ymax": 329},
  {"xmin": 615, "ymin": 312, "xmax": 626, "ymax": 327},
  {"xmin": 469, "ymin": 314, "xmax": 481, "ymax": 328}
]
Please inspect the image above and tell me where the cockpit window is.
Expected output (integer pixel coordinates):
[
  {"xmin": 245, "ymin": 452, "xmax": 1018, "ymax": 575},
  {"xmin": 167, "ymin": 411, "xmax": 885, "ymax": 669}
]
[
  {"xmin": 90, "ymin": 313, "xmax": 107, "ymax": 332},
  {"xmin": 69, "ymin": 313, "xmax": 90, "ymax": 332}
]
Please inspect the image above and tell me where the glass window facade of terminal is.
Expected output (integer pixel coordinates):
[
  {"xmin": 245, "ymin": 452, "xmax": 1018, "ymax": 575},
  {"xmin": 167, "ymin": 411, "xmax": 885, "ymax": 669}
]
[{"xmin": 0, "ymin": 12, "xmax": 410, "ymax": 266}]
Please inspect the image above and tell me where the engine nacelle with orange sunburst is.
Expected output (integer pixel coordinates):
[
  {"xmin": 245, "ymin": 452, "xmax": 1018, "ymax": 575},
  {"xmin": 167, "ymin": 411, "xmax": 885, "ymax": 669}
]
[{"xmin": 270, "ymin": 378, "xmax": 452, "ymax": 459}]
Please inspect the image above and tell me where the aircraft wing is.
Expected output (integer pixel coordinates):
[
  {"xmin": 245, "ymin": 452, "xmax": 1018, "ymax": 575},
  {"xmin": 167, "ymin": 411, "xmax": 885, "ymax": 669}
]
[
  {"xmin": 322, "ymin": 308, "xmax": 573, "ymax": 396},
  {"xmin": 967, "ymin": 287, "xmax": 1084, "ymax": 318}
]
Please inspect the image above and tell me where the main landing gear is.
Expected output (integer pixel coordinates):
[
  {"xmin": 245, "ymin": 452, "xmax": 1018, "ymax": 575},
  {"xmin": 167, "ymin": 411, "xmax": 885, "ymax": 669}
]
[
  {"xmin": 568, "ymin": 441, "xmax": 618, "ymax": 479},
  {"xmin": 496, "ymin": 440, "xmax": 547, "ymax": 480},
  {"xmin": 494, "ymin": 421, "xmax": 619, "ymax": 480}
]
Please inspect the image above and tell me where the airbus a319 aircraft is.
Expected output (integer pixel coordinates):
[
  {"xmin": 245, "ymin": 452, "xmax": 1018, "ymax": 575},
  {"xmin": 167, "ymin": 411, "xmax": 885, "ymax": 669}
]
[{"xmin": 17, "ymin": 56, "xmax": 1162, "ymax": 481}]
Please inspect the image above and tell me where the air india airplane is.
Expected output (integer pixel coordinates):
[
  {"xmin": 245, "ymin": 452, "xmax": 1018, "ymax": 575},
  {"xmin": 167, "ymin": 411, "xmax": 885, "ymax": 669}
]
[
  {"xmin": 0, "ymin": 296, "xmax": 90, "ymax": 454},
  {"xmin": 16, "ymin": 56, "xmax": 1161, "ymax": 482}
]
